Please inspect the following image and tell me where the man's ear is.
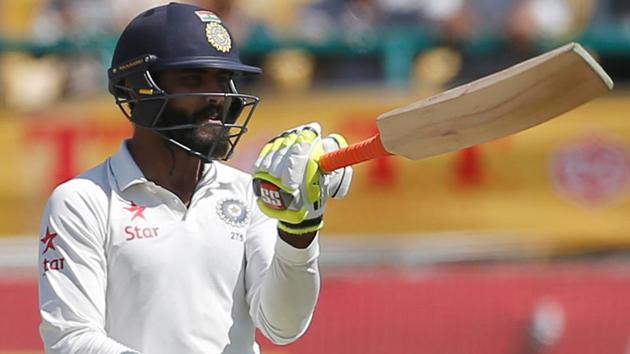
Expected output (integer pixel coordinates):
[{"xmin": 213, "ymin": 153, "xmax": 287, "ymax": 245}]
[
  {"xmin": 122, "ymin": 79, "xmax": 140, "ymax": 100},
  {"xmin": 149, "ymin": 70, "xmax": 163, "ymax": 88},
  {"xmin": 117, "ymin": 79, "xmax": 136, "ymax": 113}
]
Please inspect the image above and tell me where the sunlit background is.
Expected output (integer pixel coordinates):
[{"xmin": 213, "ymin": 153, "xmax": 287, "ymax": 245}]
[{"xmin": 2, "ymin": 0, "xmax": 630, "ymax": 353}]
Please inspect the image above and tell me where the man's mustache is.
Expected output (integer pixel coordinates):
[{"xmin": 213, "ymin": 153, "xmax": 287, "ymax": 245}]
[{"xmin": 192, "ymin": 102, "xmax": 224, "ymax": 123}]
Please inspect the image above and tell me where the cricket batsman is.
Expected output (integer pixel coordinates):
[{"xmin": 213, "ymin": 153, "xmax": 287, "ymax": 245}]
[{"xmin": 37, "ymin": 2, "xmax": 353, "ymax": 353}]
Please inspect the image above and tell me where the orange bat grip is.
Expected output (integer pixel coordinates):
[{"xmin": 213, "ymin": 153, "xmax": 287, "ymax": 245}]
[{"xmin": 319, "ymin": 134, "xmax": 392, "ymax": 173}]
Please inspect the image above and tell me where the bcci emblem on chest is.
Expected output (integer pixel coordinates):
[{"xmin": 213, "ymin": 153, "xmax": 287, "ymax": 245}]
[{"xmin": 217, "ymin": 199, "xmax": 249, "ymax": 227}]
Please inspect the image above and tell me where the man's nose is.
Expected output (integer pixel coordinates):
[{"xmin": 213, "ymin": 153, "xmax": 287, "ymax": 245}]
[{"xmin": 204, "ymin": 95, "xmax": 225, "ymax": 106}]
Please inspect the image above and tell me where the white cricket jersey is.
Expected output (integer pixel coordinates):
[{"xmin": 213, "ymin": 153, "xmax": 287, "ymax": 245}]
[{"xmin": 38, "ymin": 141, "xmax": 321, "ymax": 354}]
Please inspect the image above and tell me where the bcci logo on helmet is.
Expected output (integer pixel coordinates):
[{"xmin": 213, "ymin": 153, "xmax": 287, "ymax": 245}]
[
  {"xmin": 194, "ymin": 10, "xmax": 232, "ymax": 53},
  {"xmin": 206, "ymin": 22, "xmax": 232, "ymax": 53}
]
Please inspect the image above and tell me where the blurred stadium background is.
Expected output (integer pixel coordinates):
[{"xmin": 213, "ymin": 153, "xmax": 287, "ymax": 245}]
[{"xmin": 2, "ymin": 0, "xmax": 630, "ymax": 353}]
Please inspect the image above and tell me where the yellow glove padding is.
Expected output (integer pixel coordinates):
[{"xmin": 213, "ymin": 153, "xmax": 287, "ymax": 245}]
[{"xmin": 252, "ymin": 123, "xmax": 352, "ymax": 234}]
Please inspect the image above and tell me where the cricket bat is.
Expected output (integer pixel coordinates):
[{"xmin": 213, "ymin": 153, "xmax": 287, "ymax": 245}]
[{"xmin": 319, "ymin": 42, "xmax": 614, "ymax": 173}]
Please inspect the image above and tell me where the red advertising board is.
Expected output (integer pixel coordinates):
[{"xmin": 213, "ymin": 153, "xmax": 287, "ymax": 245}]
[{"xmin": 5, "ymin": 262, "xmax": 630, "ymax": 354}]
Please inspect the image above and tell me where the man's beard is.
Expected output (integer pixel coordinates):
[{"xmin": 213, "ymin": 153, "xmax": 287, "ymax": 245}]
[{"xmin": 158, "ymin": 102, "xmax": 231, "ymax": 159}]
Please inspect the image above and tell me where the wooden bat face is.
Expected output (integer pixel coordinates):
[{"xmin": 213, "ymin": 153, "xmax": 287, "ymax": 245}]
[
  {"xmin": 377, "ymin": 43, "xmax": 614, "ymax": 160},
  {"xmin": 318, "ymin": 43, "xmax": 613, "ymax": 173}
]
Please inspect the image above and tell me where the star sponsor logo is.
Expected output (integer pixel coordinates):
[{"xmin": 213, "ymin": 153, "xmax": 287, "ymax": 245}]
[
  {"xmin": 43, "ymin": 258, "xmax": 65, "ymax": 272},
  {"xmin": 124, "ymin": 226, "xmax": 160, "ymax": 241},
  {"xmin": 40, "ymin": 227, "xmax": 57, "ymax": 254},
  {"xmin": 217, "ymin": 198, "xmax": 249, "ymax": 227},
  {"xmin": 125, "ymin": 201, "xmax": 146, "ymax": 221},
  {"xmin": 40, "ymin": 227, "xmax": 65, "ymax": 273},
  {"xmin": 122, "ymin": 201, "xmax": 159, "ymax": 241}
]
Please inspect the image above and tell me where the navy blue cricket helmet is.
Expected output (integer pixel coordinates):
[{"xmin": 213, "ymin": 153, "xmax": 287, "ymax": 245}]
[{"xmin": 108, "ymin": 2, "xmax": 261, "ymax": 162}]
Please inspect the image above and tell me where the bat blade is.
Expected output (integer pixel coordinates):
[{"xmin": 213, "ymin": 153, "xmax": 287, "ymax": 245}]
[
  {"xmin": 319, "ymin": 43, "xmax": 613, "ymax": 173},
  {"xmin": 378, "ymin": 43, "xmax": 612, "ymax": 159}
]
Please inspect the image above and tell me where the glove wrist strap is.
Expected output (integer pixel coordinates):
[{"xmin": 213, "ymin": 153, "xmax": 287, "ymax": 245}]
[{"xmin": 278, "ymin": 216, "xmax": 324, "ymax": 235}]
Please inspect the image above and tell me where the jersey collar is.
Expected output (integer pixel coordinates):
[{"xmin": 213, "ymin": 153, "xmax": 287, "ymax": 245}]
[
  {"xmin": 109, "ymin": 141, "xmax": 147, "ymax": 191},
  {"xmin": 109, "ymin": 140, "xmax": 236, "ymax": 192}
]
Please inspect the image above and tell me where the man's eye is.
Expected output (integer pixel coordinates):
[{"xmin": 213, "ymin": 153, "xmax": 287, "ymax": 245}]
[{"xmin": 179, "ymin": 76, "xmax": 202, "ymax": 87}]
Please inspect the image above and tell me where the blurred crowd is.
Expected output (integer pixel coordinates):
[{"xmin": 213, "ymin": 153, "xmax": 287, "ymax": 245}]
[
  {"xmin": 5, "ymin": 0, "xmax": 614, "ymax": 43},
  {"xmin": 0, "ymin": 0, "xmax": 629, "ymax": 109}
]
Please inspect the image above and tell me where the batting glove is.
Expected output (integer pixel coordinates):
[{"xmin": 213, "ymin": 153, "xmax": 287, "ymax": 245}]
[{"xmin": 253, "ymin": 123, "xmax": 353, "ymax": 234}]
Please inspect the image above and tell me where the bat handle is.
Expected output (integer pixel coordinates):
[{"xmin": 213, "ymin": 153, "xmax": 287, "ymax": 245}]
[{"xmin": 319, "ymin": 134, "xmax": 392, "ymax": 173}]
